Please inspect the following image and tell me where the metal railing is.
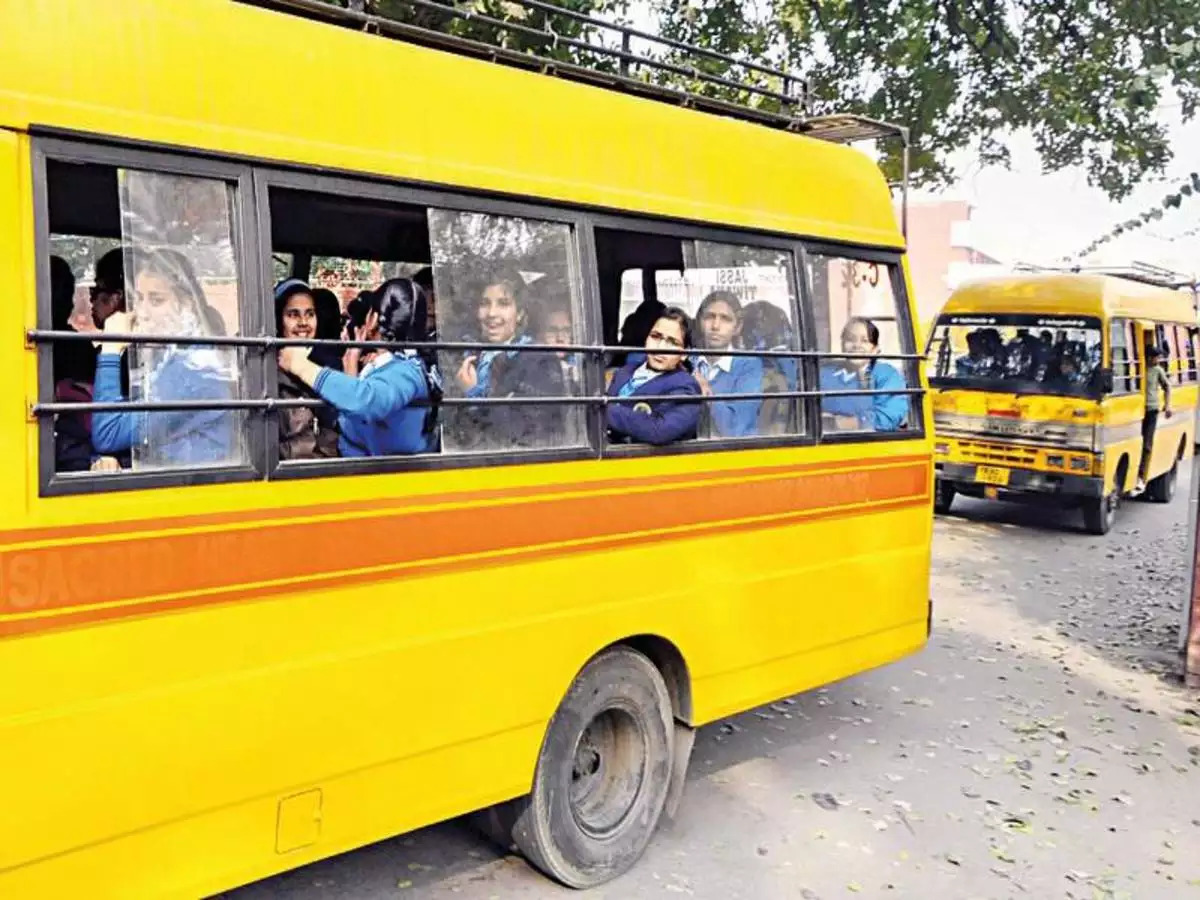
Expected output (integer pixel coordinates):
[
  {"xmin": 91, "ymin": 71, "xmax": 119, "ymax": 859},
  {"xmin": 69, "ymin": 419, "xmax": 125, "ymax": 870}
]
[
  {"xmin": 234, "ymin": 0, "xmax": 912, "ymax": 235},
  {"xmin": 28, "ymin": 328, "xmax": 925, "ymax": 416},
  {"xmin": 241, "ymin": 0, "xmax": 805, "ymax": 122}
]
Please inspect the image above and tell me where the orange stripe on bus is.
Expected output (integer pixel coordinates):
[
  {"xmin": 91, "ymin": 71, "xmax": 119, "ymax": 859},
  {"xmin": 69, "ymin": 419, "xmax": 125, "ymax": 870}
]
[
  {"xmin": 0, "ymin": 494, "xmax": 926, "ymax": 639},
  {"xmin": 0, "ymin": 454, "xmax": 929, "ymax": 547},
  {"xmin": 0, "ymin": 460, "xmax": 928, "ymax": 637}
]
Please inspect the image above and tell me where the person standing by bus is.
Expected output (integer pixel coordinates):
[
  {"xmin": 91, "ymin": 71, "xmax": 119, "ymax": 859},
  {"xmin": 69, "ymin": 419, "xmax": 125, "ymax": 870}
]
[{"xmin": 1137, "ymin": 343, "xmax": 1172, "ymax": 492}]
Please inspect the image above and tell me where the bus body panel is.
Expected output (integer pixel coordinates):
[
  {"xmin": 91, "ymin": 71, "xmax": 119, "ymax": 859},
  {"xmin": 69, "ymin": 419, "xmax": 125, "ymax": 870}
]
[
  {"xmin": 1, "ymin": 448, "xmax": 930, "ymax": 896},
  {"xmin": 0, "ymin": 130, "xmax": 31, "ymax": 522},
  {"xmin": 0, "ymin": 0, "xmax": 928, "ymax": 894},
  {"xmin": 0, "ymin": 0, "xmax": 902, "ymax": 252}
]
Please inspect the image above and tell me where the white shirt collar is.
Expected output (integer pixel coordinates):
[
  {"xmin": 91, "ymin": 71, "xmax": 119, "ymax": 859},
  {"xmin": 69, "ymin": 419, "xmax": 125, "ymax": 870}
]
[
  {"xmin": 361, "ymin": 350, "xmax": 395, "ymax": 378},
  {"xmin": 699, "ymin": 355, "xmax": 734, "ymax": 375}
]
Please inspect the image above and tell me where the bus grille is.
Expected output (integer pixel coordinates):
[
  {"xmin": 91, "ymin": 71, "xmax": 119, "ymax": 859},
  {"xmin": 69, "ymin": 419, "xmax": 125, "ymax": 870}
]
[{"xmin": 955, "ymin": 440, "xmax": 1040, "ymax": 467}]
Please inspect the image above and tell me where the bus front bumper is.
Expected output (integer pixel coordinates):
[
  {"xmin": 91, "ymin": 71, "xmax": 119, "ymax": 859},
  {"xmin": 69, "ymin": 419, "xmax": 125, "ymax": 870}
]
[{"xmin": 936, "ymin": 463, "xmax": 1105, "ymax": 499}]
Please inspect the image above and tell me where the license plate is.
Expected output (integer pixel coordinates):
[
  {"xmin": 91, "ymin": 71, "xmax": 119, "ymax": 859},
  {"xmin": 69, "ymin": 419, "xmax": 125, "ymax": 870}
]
[{"xmin": 975, "ymin": 465, "xmax": 1011, "ymax": 486}]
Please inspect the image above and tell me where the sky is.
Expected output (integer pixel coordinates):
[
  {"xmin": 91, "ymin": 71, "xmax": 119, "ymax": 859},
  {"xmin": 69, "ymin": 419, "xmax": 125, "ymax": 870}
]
[
  {"xmin": 922, "ymin": 103, "xmax": 1200, "ymax": 277},
  {"xmin": 618, "ymin": 2, "xmax": 1198, "ymax": 278}
]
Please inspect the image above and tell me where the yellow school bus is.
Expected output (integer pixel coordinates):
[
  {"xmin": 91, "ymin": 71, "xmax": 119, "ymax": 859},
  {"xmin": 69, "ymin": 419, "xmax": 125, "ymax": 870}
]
[
  {"xmin": 927, "ymin": 273, "xmax": 1197, "ymax": 534},
  {"xmin": 0, "ymin": 0, "xmax": 931, "ymax": 895}
]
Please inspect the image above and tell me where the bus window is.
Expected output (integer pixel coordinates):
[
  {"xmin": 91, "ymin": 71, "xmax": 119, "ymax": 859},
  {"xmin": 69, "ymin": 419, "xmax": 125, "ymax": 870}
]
[
  {"xmin": 682, "ymin": 240, "xmax": 802, "ymax": 438},
  {"xmin": 1168, "ymin": 324, "xmax": 1191, "ymax": 385},
  {"xmin": 595, "ymin": 227, "xmax": 804, "ymax": 442},
  {"xmin": 43, "ymin": 160, "xmax": 249, "ymax": 475},
  {"xmin": 429, "ymin": 209, "xmax": 587, "ymax": 454},
  {"xmin": 267, "ymin": 185, "xmax": 441, "ymax": 462},
  {"xmin": 1183, "ymin": 325, "xmax": 1199, "ymax": 382},
  {"xmin": 1110, "ymin": 319, "xmax": 1134, "ymax": 393},
  {"xmin": 808, "ymin": 254, "xmax": 916, "ymax": 435},
  {"xmin": 1154, "ymin": 324, "xmax": 1179, "ymax": 385},
  {"xmin": 118, "ymin": 170, "xmax": 248, "ymax": 471}
]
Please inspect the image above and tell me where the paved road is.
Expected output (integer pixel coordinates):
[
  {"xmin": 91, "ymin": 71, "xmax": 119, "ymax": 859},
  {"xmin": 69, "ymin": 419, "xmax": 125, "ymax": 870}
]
[{"xmin": 225, "ymin": 469, "xmax": 1200, "ymax": 900}]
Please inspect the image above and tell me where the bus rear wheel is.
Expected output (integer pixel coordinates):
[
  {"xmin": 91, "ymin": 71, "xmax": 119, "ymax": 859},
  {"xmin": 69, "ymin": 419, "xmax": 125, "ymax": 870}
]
[
  {"xmin": 504, "ymin": 647, "xmax": 674, "ymax": 888},
  {"xmin": 1147, "ymin": 461, "xmax": 1178, "ymax": 504},
  {"xmin": 1082, "ymin": 491, "xmax": 1117, "ymax": 535}
]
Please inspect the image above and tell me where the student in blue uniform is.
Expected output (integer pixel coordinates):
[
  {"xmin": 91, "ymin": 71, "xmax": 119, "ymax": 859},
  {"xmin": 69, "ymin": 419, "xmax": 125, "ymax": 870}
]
[
  {"xmin": 741, "ymin": 300, "xmax": 798, "ymax": 436},
  {"xmin": 606, "ymin": 307, "xmax": 701, "ymax": 445},
  {"xmin": 820, "ymin": 316, "xmax": 908, "ymax": 432},
  {"xmin": 451, "ymin": 272, "xmax": 566, "ymax": 450},
  {"xmin": 278, "ymin": 277, "xmax": 440, "ymax": 456},
  {"xmin": 92, "ymin": 248, "xmax": 238, "ymax": 467},
  {"xmin": 692, "ymin": 290, "xmax": 763, "ymax": 438}
]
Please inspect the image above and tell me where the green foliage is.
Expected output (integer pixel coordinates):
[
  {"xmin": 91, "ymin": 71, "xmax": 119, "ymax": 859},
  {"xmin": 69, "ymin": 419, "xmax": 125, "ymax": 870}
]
[
  {"xmin": 311, "ymin": 0, "xmax": 1200, "ymax": 200},
  {"xmin": 655, "ymin": 0, "xmax": 1199, "ymax": 198},
  {"xmin": 322, "ymin": 0, "xmax": 630, "ymax": 68}
]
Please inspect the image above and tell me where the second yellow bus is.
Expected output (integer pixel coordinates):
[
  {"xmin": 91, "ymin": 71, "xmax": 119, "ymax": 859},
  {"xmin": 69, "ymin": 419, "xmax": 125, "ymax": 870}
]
[{"xmin": 927, "ymin": 272, "xmax": 1197, "ymax": 534}]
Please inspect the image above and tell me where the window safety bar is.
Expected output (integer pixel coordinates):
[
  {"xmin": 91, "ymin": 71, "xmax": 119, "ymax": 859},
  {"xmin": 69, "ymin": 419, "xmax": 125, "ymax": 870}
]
[
  {"xmin": 32, "ymin": 387, "xmax": 926, "ymax": 417},
  {"xmin": 27, "ymin": 330, "xmax": 927, "ymax": 363}
]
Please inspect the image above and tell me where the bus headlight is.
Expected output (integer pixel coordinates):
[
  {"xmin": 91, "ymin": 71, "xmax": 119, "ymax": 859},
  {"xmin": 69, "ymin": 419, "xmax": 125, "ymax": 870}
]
[
  {"xmin": 1047, "ymin": 454, "xmax": 1065, "ymax": 467},
  {"xmin": 1070, "ymin": 457, "xmax": 1089, "ymax": 471}
]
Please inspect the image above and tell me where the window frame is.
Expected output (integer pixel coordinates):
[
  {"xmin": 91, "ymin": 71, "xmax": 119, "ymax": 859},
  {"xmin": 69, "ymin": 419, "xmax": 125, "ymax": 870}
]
[
  {"xmin": 1185, "ymin": 325, "xmax": 1200, "ymax": 383},
  {"xmin": 32, "ymin": 134, "xmax": 925, "ymax": 497},
  {"xmin": 800, "ymin": 240, "xmax": 926, "ymax": 445},
  {"xmin": 586, "ymin": 209, "xmax": 817, "ymax": 459},
  {"xmin": 34, "ymin": 136, "xmax": 268, "ymax": 498},
  {"xmin": 1110, "ymin": 318, "xmax": 1145, "ymax": 396},
  {"xmin": 1109, "ymin": 317, "xmax": 1133, "ymax": 395},
  {"xmin": 255, "ymin": 167, "xmax": 605, "ymax": 481},
  {"xmin": 1168, "ymin": 323, "xmax": 1190, "ymax": 385},
  {"xmin": 1127, "ymin": 320, "xmax": 1144, "ymax": 393}
]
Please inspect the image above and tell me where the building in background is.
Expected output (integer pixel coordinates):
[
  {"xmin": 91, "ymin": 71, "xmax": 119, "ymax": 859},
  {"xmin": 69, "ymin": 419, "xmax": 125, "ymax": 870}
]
[{"xmin": 904, "ymin": 199, "xmax": 1007, "ymax": 339}]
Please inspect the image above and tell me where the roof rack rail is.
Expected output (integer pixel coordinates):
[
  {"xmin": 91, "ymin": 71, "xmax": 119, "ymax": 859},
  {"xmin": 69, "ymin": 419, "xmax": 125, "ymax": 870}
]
[
  {"xmin": 236, "ymin": 0, "xmax": 911, "ymax": 234},
  {"xmin": 1014, "ymin": 261, "xmax": 1198, "ymax": 292}
]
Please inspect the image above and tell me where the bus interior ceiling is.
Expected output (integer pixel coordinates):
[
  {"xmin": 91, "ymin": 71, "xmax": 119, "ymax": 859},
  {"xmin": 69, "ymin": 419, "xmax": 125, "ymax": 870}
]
[
  {"xmin": 46, "ymin": 160, "xmax": 121, "ymax": 238},
  {"xmin": 269, "ymin": 188, "xmax": 431, "ymax": 263},
  {"xmin": 595, "ymin": 228, "xmax": 684, "ymax": 344}
]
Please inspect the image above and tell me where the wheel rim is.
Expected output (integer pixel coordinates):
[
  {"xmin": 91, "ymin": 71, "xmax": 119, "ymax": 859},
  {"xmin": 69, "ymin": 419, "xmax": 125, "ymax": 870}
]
[
  {"xmin": 568, "ymin": 705, "xmax": 648, "ymax": 839},
  {"xmin": 1106, "ymin": 492, "xmax": 1117, "ymax": 525}
]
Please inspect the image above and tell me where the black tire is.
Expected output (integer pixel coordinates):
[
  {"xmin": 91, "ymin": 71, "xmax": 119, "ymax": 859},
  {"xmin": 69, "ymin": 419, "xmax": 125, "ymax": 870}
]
[
  {"xmin": 1082, "ymin": 491, "xmax": 1117, "ymax": 535},
  {"xmin": 1147, "ymin": 460, "xmax": 1178, "ymax": 504},
  {"xmin": 933, "ymin": 480, "xmax": 956, "ymax": 515},
  {"xmin": 505, "ymin": 647, "xmax": 674, "ymax": 888}
]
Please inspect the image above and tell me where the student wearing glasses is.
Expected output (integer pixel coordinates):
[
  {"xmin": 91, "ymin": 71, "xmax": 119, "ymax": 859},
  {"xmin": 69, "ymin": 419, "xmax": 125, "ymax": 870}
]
[{"xmin": 606, "ymin": 307, "xmax": 701, "ymax": 445}]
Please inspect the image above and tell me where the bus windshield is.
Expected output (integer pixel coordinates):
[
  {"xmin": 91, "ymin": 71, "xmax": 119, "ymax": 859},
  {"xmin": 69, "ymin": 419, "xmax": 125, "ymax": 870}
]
[{"xmin": 926, "ymin": 313, "xmax": 1104, "ymax": 397}]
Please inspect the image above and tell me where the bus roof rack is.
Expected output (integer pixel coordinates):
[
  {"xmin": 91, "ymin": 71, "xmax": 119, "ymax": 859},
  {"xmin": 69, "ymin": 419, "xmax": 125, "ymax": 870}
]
[
  {"xmin": 799, "ymin": 114, "xmax": 909, "ymax": 145},
  {"xmin": 1014, "ymin": 261, "xmax": 1199, "ymax": 292},
  {"xmin": 236, "ymin": 0, "xmax": 908, "ymax": 145},
  {"xmin": 237, "ymin": 0, "xmax": 911, "ymax": 234}
]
